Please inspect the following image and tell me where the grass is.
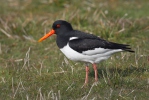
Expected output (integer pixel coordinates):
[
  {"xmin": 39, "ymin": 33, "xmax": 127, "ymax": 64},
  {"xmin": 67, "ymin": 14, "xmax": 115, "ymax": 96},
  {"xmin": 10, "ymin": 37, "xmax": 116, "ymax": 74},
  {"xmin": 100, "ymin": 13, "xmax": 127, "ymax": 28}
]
[{"xmin": 0, "ymin": 0, "xmax": 149, "ymax": 99}]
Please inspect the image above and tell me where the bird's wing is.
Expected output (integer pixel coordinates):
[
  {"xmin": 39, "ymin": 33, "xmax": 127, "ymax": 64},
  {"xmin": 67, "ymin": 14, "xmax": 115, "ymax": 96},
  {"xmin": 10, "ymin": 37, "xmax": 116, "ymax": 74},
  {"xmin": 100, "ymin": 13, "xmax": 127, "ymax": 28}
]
[{"xmin": 69, "ymin": 37, "xmax": 134, "ymax": 55}]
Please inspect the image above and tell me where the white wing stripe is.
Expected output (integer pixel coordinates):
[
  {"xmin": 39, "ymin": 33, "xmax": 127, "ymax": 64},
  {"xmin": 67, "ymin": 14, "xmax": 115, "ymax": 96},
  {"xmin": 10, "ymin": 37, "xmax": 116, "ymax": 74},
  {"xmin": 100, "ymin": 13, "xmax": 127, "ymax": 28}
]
[
  {"xmin": 69, "ymin": 37, "xmax": 79, "ymax": 41},
  {"xmin": 82, "ymin": 48, "xmax": 111, "ymax": 55}
]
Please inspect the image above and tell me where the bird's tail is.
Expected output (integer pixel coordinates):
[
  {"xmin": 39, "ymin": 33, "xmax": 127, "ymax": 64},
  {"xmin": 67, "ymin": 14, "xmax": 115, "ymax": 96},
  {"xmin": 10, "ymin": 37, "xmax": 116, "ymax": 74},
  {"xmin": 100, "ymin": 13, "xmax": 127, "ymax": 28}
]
[{"xmin": 110, "ymin": 42, "xmax": 135, "ymax": 53}]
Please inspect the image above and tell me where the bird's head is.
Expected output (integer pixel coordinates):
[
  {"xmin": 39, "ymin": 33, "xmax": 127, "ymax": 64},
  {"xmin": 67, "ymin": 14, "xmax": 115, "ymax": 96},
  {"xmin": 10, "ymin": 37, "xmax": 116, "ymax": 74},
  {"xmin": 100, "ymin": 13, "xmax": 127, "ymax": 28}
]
[{"xmin": 38, "ymin": 20, "xmax": 73, "ymax": 42}]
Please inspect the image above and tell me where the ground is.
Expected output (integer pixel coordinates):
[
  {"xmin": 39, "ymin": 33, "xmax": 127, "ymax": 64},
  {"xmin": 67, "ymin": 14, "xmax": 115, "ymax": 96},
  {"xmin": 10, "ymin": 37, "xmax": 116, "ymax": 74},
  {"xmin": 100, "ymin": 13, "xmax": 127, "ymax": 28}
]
[{"xmin": 0, "ymin": 0, "xmax": 149, "ymax": 100}]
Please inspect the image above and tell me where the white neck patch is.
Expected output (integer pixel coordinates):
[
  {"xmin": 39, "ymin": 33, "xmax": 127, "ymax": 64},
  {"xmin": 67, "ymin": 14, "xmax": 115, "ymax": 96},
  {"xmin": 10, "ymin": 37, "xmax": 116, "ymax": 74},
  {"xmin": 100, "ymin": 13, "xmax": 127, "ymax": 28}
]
[{"xmin": 69, "ymin": 37, "xmax": 79, "ymax": 41}]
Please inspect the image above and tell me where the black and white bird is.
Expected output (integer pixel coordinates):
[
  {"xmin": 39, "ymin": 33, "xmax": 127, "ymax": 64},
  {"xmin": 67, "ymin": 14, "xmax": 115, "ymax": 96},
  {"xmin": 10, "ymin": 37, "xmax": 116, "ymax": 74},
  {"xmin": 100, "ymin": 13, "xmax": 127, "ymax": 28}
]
[{"xmin": 38, "ymin": 20, "xmax": 134, "ymax": 84}]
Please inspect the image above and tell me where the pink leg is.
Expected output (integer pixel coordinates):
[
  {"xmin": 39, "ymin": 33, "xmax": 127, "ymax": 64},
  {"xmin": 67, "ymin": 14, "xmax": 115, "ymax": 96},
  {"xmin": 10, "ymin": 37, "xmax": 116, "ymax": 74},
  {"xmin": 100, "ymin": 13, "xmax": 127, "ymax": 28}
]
[
  {"xmin": 84, "ymin": 66, "xmax": 89, "ymax": 84},
  {"xmin": 92, "ymin": 63, "xmax": 98, "ymax": 81}
]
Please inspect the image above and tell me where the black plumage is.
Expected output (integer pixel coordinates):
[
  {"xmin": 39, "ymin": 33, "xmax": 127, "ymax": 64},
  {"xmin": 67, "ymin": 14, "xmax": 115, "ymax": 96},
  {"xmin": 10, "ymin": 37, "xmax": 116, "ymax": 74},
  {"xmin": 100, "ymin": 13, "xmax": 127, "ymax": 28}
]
[{"xmin": 68, "ymin": 30, "xmax": 134, "ymax": 53}]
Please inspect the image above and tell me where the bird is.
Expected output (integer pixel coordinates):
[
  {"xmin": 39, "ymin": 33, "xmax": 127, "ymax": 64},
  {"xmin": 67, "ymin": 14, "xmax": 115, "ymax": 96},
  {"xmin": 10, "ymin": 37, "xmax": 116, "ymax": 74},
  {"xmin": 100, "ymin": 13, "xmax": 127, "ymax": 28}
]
[{"xmin": 38, "ymin": 20, "xmax": 134, "ymax": 85}]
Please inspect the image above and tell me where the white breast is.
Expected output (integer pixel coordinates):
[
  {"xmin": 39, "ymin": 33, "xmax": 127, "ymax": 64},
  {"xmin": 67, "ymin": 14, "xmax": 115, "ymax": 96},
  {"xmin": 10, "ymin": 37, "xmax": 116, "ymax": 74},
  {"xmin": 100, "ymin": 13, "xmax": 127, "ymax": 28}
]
[{"xmin": 60, "ymin": 43, "xmax": 89, "ymax": 62}]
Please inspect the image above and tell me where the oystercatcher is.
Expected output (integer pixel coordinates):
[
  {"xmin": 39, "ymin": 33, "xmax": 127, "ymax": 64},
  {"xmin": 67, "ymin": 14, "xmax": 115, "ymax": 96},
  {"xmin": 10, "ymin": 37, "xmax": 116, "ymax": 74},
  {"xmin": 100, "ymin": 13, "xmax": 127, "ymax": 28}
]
[{"xmin": 38, "ymin": 20, "xmax": 134, "ymax": 84}]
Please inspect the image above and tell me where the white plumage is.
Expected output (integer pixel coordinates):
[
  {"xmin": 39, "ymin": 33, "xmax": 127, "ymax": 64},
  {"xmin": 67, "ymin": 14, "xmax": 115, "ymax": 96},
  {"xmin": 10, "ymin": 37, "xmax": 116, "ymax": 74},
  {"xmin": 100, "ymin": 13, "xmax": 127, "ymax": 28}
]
[{"xmin": 60, "ymin": 43, "xmax": 123, "ymax": 64}]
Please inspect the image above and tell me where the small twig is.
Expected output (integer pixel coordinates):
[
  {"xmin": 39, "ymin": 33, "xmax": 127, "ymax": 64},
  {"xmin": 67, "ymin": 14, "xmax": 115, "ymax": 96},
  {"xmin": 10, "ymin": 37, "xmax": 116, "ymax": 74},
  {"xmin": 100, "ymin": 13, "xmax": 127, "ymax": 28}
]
[
  {"xmin": 26, "ymin": 94, "xmax": 29, "ymax": 100},
  {"xmin": 102, "ymin": 70, "xmax": 107, "ymax": 84},
  {"xmin": 20, "ymin": 79, "xmax": 25, "ymax": 90},
  {"xmin": 11, "ymin": 77, "xmax": 14, "ymax": 94},
  {"xmin": 22, "ymin": 47, "xmax": 31, "ymax": 70},
  {"xmin": 38, "ymin": 87, "xmax": 44, "ymax": 100},
  {"xmin": 39, "ymin": 60, "xmax": 44, "ymax": 76},
  {"xmin": 127, "ymin": 90, "xmax": 134, "ymax": 96},
  {"xmin": 53, "ymin": 71, "xmax": 67, "ymax": 74},
  {"xmin": 0, "ymin": 28, "xmax": 13, "ymax": 38},
  {"xmin": 64, "ymin": 57, "xmax": 74, "ymax": 74},
  {"xmin": 32, "ymin": 64, "xmax": 39, "ymax": 74},
  {"xmin": 65, "ymin": 81, "xmax": 74, "ymax": 91},
  {"xmin": 1, "ymin": 77, "xmax": 6, "ymax": 83},
  {"xmin": 117, "ymin": 28, "xmax": 125, "ymax": 33},
  {"xmin": 0, "ymin": 43, "xmax": 2, "ymax": 54},
  {"xmin": 53, "ymin": 67, "xmax": 67, "ymax": 75},
  {"xmin": 47, "ymin": 90, "xmax": 53, "ymax": 99},
  {"xmin": 147, "ymin": 78, "xmax": 149, "ymax": 84},
  {"xmin": 13, "ymin": 82, "xmax": 21, "ymax": 98},
  {"xmin": 119, "ymin": 88, "xmax": 126, "ymax": 99},
  {"xmin": 134, "ymin": 95, "xmax": 137, "ymax": 100},
  {"xmin": 64, "ymin": 57, "xmax": 69, "ymax": 65},
  {"xmin": 23, "ymin": 35, "xmax": 36, "ymax": 42},
  {"xmin": 58, "ymin": 90, "xmax": 61, "ymax": 100},
  {"xmin": 82, "ymin": 83, "xmax": 96, "ymax": 100},
  {"xmin": 109, "ymin": 88, "xmax": 113, "ymax": 98},
  {"xmin": 121, "ymin": 53, "xmax": 126, "ymax": 59},
  {"xmin": 14, "ymin": 59, "xmax": 23, "ymax": 62}
]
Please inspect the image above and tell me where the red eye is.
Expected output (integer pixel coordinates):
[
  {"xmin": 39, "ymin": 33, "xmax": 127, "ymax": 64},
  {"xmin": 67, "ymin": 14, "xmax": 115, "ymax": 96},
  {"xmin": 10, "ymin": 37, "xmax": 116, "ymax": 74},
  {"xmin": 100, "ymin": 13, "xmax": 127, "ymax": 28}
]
[{"xmin": 56, "ymin": 24, "xmax": 60, "ymax": 28}]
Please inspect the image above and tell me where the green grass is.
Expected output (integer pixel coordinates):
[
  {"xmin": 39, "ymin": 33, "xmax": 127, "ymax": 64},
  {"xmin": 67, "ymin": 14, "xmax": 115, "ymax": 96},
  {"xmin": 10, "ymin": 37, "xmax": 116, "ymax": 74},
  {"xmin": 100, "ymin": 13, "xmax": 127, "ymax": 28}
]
[{"xmin": 0, "ymin": 0, "xmax": 149, "ymax": 99}]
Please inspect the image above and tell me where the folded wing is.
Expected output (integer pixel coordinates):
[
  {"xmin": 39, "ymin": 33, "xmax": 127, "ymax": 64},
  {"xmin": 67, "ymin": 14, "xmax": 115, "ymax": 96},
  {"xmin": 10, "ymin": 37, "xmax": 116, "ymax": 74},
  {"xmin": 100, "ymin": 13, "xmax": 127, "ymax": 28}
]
[{"xmin": 69, "ymin": 38, "xmax": 134, "ymax": 55}]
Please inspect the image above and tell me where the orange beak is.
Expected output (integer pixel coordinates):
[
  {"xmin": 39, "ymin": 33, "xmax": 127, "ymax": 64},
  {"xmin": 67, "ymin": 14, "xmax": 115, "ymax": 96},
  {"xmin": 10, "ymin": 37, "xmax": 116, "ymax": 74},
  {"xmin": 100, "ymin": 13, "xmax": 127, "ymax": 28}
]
[{"xmin": 38, "ymin": 29, "xmax": 55, "ymax": 42}]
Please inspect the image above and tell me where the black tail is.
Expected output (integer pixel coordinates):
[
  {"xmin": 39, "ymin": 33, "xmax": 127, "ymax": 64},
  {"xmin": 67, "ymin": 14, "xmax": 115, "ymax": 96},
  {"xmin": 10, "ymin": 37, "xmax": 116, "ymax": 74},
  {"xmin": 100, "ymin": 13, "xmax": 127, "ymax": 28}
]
[{"xmin": 109, "ymin": 42, "xmax": 135, "ymax": 53}]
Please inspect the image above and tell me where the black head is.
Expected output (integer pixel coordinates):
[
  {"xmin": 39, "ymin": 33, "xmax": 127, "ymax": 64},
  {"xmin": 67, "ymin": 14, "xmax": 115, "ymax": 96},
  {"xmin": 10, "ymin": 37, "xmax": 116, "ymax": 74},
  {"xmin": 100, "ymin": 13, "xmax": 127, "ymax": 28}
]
[
  {"xmin": 52, "ymin": 20, "xmax": 73, "ymax": 35},
  {"xmin": 38, "ymin": 20, "xmax": 73, "ymax": 42}
]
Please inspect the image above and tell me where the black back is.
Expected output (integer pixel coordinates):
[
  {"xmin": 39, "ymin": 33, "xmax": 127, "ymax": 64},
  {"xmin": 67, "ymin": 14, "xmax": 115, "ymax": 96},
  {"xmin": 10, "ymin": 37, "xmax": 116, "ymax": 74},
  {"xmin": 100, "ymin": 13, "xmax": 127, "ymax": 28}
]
[{"xmin": 69, "ymin": 30, "xmax": 134, "ymax": 53}]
